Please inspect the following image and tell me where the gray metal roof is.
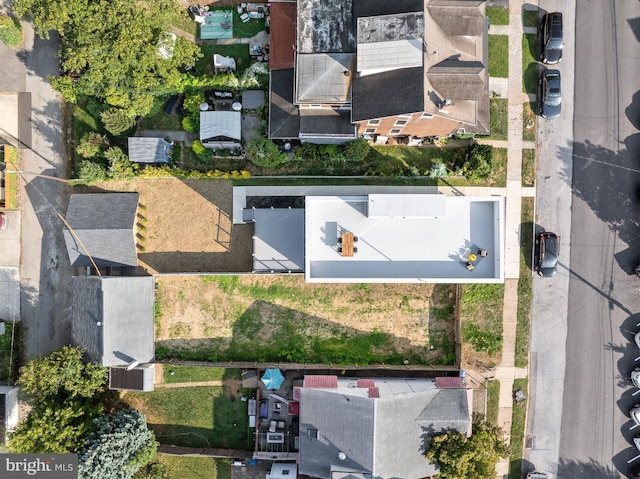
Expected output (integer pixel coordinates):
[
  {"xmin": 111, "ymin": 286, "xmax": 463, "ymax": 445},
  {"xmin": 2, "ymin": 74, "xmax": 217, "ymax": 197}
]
[
  {"xmin": 63, "ymin": 193, "xmax": 139, "ymax": 268},
  {"xmin": 127, "ymin": 137, "xmax": 172, "ymax": 164},
  {"xmin": 252, "ymin": 208, "xmax": 305, "ymax": 272},
  {"xmin": 269, "ymin": 69, "xmax": 300, "ymax": 139},
  {"xmin": 71, "ymin": 276, "xmax": 155, "ymax": 367},
  {"xmin": 297, "ymin": 0, "xmax": 355, "ymax": 53},
  {"xmin": 295, "ymin": 54, "xmax": 355, "ymax": 104},
  {"xmin": 299, "ymin": 380, "xmax": 470, "ymax": 479}
]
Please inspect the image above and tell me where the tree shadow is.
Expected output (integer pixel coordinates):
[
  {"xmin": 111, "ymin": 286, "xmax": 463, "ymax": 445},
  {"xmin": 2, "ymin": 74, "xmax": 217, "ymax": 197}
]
[{"xmin": 557, "ymin": 456, "xmax": 622, "ymax": 478}]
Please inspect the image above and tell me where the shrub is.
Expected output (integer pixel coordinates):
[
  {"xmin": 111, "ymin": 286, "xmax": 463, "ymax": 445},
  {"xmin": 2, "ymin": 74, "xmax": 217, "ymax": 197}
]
[
  {"xmin": 76, "ymin": 160, "xmax": 107, "ymax": 182},
  {"xmin": 465, "ymin": 143, "xmax": 493, "ymax": 181},
  {"xmin": 344, "ymin": 138, "xmax": 371, "ymax": 163},
  {"xmin": 429, "ymin": 163, "xmax": 449, "ymax": 179},
  {"xmin": 182, "ymin": 116, "xmax": 197, "ymax": 132},
  {"xmin": 246, "ymin": 138, "xmax": 287, "ymax": 167},
  {"xmin": 105, "ymin": 147, "xmax": 136, "ymax": 180},
  {"xmin": 191, "ymin": 140, "xmax": 207, "ymax": 156},
  {"xmin": 100, "ymin": 109, "xmax": 136, "ymax": 136},
  {"xmin": 0, "ymin": 15, "xmax": 22, "ymax": 47},
  {"xmin": 76, "ymin": 132, "xmax": 109, "ymax": 159}
]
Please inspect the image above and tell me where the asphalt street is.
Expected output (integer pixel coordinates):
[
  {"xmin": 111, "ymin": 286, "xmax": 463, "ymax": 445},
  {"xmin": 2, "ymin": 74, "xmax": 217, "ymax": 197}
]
[
  {"xmin": 554, "ymin": 1, "xmax": 640, "ymax": 478},
  {"xmin": 0, "ymin": 0, "xmax": 73, "ymax": 357}
]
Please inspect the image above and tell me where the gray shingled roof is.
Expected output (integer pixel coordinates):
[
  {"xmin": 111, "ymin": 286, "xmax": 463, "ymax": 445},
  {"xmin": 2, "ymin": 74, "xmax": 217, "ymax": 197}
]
[
  {"xmin": 299, "ymin": 383, "xmax": 469, "ymax": 479},
  {"xmin": 427, "ymin": 60, "xmax": 487, "ymax": 100},
  {"xmin": 71, "ymin": 276, "xmax": 155, "ymax": 367},
  {"xmin": 351, "ymin": 68, "xmax": 425, "ymax": 122},
  {"xmin": 64, "ymin": 193, "xmax": 139, "ymax": 268},
  {"xmin": 353, "ymin": 0, "xmax": 423, "ymax": 18},
  {"xmin": 300, "ymin": 109, "xmax": 356, "ymax": 138},
  {"xmin": 127, "ymin": 137, "xmax": 172, "ymax": 164},
  {"xmin": 269, "ymin": 69, "xmax": 300, "ymax": 139}
]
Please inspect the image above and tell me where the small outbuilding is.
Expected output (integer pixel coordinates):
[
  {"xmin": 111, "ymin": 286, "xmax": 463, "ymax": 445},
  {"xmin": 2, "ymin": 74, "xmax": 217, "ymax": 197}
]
[
  {"xmin": 242, "ymin": 90, "xmax": 265, "ymax": 110},
  {"xmin": 128, "ymin": 137, "xmax": 172, "ymax": 164},
  {"xmin": 200, "ymin": 111, "xmax": 242, "ymax": 150}
]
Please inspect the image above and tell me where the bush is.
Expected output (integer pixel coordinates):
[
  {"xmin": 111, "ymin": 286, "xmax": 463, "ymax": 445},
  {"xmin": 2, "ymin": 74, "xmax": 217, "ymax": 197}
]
[
  {"xmin": 105, "ymin": 147, "xmax": 137, "ymax": 180},
  {"xmin": 465, "ymin": 143, "xmax": 493, "ymax": 181},
  {"xmin": 344, "ymin": 138, "xmax": 371, "ymax": 163},
  {"xmin": 191, "ymin": 140, "xmax": 207, "ymax": 156},
  {"xmin": 182, "ymin": 115, "xmax": 198, "ymax": 133},
  {"xmin": 76, "ymin": 160, "xmax": 107, "ymax": 182},
  {"xmin": 76, "ymin": 132, "xmax": 109, "ymax": 159},
  {"xmin": 429, "ymin": 163, "xmax": 449, "ymax": 179},
  {"xmin": 100, "ymin": 109, "xmax": 136, "ymax": 136},
  {"xmin": 246, "ymin": 138, "xmax": 287, "ymax": 167},
  {"xmin": 0, "ymin": 15, "xmax": 22, "ymax": 47}
]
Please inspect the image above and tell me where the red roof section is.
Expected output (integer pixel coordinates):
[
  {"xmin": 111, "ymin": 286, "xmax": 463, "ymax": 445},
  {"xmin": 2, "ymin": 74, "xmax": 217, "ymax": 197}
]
[
  {"xmin": 367, "ymin": 387, "xmax": 379, "ymax": 398},
  {"xmin": 303, "ymin": 375, "xmax": 338, "ymax": 388},
  {"xmin": 288, "ymin": 402, "xmax": 300, "ymax": 415},
  {"xmin": 293, "ymin": 386, "xmax": 301, "ymax": 401},
  {"xmin": 269, "ymin": 2, "xmax": 297, "ymax": 70},
  {"xmin": 357, "ymin": 379, "xmax": 375, "ymax": 388},
  {"xmin": 435, "ymin": 376, "xmax": 463, "ymax": 389}
]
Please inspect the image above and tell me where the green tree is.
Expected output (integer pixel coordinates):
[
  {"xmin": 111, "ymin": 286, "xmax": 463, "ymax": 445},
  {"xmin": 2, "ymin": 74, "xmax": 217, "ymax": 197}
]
[
  {"xmin": 426, "ymin": 415, "xmax": 509, "ymax": 479},
  {"xmin": 101, "ymin": 109, "xmax": 136, "ymax": 136},
  {"xmin": 79, "ymin": 409, "xmax": 158, "ymax": 479},
  {"xmin": 0, "ymin": 14, "xmax": 23, "ymax": 47},
  {"xmin": 9, "ymin": 401, "xmax": 103, "ymax": 453},
  {"xmin": 105, "ymin": 147, "xmax": 137, "ymax": 180},
  {"xmin": 344, "ymin": 138, "xmax": 371, "ymax": 163},
  {"xmin": 464, "ymin": 143, "xmax": 493, "ymax": 181},
  {"xmin": 76, "ymin": 159, "xmax": 107, "ymax": 182},
  {"xmin": 18, "ymin": 346, "xmax": 108, "ymax": 403},
  {"xmin": 246, "ymin": 138, "xmax": 287, "ymax": 167},
  {"xmin": 14, "ymin": 0, "xmax": 202, "ymax": 116},
  {"xmin": 76, "ymin": 132, "xmax": 109, "ymax": 159}
]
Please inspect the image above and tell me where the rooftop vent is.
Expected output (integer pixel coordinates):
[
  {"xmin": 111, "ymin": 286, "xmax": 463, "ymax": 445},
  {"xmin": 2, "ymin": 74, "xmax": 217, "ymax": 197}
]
[{"xmin": 338, "ymin": 452, "xmax": 346, "ymax": 461}]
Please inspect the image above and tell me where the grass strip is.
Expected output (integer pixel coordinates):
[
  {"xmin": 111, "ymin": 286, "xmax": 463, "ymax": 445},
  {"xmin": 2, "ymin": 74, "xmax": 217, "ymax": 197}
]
[
  {"xmin": 486, "ymin": 379, "xmax": 500, "ymax": 426},
  {"xmin": 487, "ymin": 7, "xmax": 509, "ymax": 26},
  {"xmin": 489, "ymin": 35, "xmax": 509, "ymax": 78},
  {"xmin": 508, "ymin": 378, "xmax": 529, "ymax": 478}
]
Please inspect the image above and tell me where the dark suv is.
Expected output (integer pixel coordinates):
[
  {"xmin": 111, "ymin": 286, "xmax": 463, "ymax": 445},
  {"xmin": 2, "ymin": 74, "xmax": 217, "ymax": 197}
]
[{"xmin": 539, "ymin": 12, "xmax": 563, "ymax": 64}]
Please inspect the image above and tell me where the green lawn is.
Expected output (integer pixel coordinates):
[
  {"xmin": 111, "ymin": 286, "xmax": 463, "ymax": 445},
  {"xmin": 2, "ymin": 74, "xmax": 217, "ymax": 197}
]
[
  {"xmin": 523, "ymin": 102, "xmax": 537, "ymax": 142},
  {"xmin": 152, "ymin": 455, "xmax": 231, "ymax": 479},
  {"xmin": 489, "ymin": 35, "xmax": 509, "ymax": 78},
  {"xmin": 461, "ymin": 284, "xmax": 505, "ymax": 365},
  {"xmin": 523, "ymin": 9, "xmax": 539, "ymax": 28},
  {"xmin": 486, "ymin": 379, "xmax": 500, "ymax": 426},
  {"xmin": 521, "ymin": 149, "xmax": 536, "ymax": 187},
  {"xmin": 515, "ymin": 198, "xmax": 534, "ymax": 368},
  {"xmin": 232, "ymin": 11, "xmax": 266, "ymax": 38},
  {"xmin": 195, "ymin": 44, "xmax": 252, "ymax": 76},
  {"xmin": 523, "ymin": 34, "xmax": 539, "ymax": 94},
  {"xmin": 490, "ymin": 147, "xmax": 508, "ymax": 188},
  {"xmin": 125, "ymin": 386, "xmax": 252, "ymax": 449},
  {"xmin": 489, "ymin": 98, "xmax": 508, "ymax": 140},
  {"xmin": 137, "ymin": 108, "xmax": 183, "ymax": 132},
  {"xmin": 509, "ymin": 379, "xmax": 529, "ymax": 479},
  {"xmin": 487, "ymin": 7, "xmax": 509, "ymax": 26},
  {"xmin": 164, "ymin": 366, "xmax": 241, "ymax": 384}
]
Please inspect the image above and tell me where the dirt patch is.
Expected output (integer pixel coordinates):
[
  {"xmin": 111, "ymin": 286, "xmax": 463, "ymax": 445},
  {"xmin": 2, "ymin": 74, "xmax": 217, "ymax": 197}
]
[
  {"xmin": 75, "ymin": 178, "xmax": 252, "ymax": 274},
  {"xmin": 156, "ymin": 275, "xmax": 456, "ymax": 364}
]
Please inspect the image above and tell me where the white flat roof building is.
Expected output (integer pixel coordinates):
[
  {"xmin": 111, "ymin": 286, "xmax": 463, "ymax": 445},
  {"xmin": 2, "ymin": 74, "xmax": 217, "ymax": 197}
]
[{"xmin": 304, "ymin": 194, "xmax": 504, "ymax": 283}]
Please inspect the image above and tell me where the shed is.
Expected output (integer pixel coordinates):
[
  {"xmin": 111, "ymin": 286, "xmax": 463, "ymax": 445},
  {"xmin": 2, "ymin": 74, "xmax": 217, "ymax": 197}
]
[
  {"xmin": 200, "ymin": 111, "xmax": 242, "ymax": 150},
  {"xmin": 251, "ymin": 208, "xmax": 305, "ymax": 272},
  {"xmin": 242, "ymin": 90, "xmax": 265, "ymax": 110},
  {"xmin": 128, "ymin": 137, "xmax": 172, "ymax": 164}
]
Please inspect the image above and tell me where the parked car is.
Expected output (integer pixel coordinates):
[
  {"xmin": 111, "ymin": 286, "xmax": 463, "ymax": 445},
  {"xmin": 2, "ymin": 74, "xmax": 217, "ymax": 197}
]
[
  {"xmin": 536, "ymin": 231, "xmax": 559, "ymax": 277},
  {"xmin": 539, "ymin": 12, "xmax": 563, "ymax": 64},
  {"xmin": 631, "ymin": 405, "xmax": 640, "ymax": 426},
  {"xmin": 0, "ymin": 212, "xmax": 6, "ymax": 230},
  {"xmin": 538, "ymin": 69, "xmax": 562, "ymax": 119},
  {"xmin": 630, "ymin": 464, "xmax": 640, "ymax": 479},
  {"xmin": 526, "ymin": 472, "xmax": 548, "ymax": 479}
]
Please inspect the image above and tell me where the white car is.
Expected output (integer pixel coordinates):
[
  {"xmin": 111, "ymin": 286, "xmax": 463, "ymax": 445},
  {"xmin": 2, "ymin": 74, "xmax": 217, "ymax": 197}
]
[
  {"xmin": 631, "ymin": 405, "xmax": 640, "ymax": 426},
  {"xmin": 527, "ymin": 472, "xmax": 548, "ymax": 479},
  {"xmin": 632, "ymin": 368, "xmax": 640, "ymax": 389}
]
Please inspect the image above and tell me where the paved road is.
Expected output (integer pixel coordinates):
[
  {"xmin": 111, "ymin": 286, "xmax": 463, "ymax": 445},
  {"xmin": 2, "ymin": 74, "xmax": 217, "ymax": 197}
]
[
  {"xmin": 2, "ymin": 6, "xmax": 74, "ymax": 356},
  {"xmin": 556, "ymin": 1, "xmax": 640, "ymax": 478}
]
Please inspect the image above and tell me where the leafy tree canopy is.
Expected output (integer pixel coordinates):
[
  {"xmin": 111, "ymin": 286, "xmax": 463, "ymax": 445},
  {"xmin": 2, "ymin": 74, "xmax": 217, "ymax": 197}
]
[
  {"xmin": 14, "ymin": 0, "xmax": 202, "ymax": 116},
  {"xmin": 18, "ymin": 345, "xmax": 107, "ymax": 404},
  {"xmin": 426, "ymin": 415, "xmax": 510, "ymax": 479},
  {"xmin": 9, "ymin": 400, "xmax": 103, "ymax": 453}
]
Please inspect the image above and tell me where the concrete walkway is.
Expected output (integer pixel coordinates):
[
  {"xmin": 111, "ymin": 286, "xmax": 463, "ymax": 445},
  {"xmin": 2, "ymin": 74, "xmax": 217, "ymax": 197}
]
[{"xmin": 486, "ymin": 1, "xmax": 538, "ymax": 477}]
